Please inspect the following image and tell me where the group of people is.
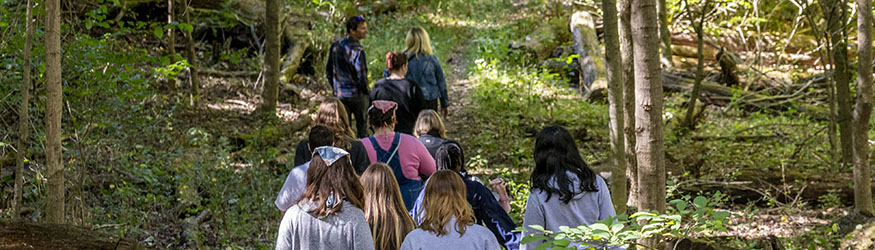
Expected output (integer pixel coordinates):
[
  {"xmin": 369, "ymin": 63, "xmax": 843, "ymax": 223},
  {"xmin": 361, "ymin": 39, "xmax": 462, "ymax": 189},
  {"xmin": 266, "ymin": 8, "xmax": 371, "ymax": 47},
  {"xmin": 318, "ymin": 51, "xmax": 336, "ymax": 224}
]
[{"xmin": 273, "ymin": 16, "xmax": 617, "ymax": 250}]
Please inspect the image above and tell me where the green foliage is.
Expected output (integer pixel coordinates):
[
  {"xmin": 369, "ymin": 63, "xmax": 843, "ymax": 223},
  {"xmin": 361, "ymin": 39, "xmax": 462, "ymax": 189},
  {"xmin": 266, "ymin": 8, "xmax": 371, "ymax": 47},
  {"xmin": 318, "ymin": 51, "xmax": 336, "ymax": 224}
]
[
  {"xmin": 817, "ymin": 189, "xmax": 843, "ymax": 209},
  {"xmin": 519, "ymin": 194, "xmax": 731, "ymax": 249}
]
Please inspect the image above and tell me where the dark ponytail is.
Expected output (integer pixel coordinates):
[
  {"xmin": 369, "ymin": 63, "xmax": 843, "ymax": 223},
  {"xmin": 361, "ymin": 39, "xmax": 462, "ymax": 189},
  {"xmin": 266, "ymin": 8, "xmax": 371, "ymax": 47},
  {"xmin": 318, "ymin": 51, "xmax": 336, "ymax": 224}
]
[{"xmin": 385, "ymin": 52, "xmax": 408, "ymax": 71}]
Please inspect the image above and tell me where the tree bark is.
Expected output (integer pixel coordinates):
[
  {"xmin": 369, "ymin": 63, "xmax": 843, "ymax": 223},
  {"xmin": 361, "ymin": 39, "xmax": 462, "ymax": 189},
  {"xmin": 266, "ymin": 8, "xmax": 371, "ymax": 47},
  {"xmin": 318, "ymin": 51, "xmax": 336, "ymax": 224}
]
[
  {"xmin": 823, "ymin": 0, "xmax": 853, "ymax": 170},
  {"xmin": 852, "ymin": 0, "xmax": 874, "ymax": 217},
  {"xmin": 603, "ymin": 0, "xmax": 627, "ymax": 215},
  {"xmin": 167, "ymin": 0, "xmax": 176, "ymax": 59},
  {"xmin": 46, "ymin": 0, "xmax": 65, "ymax": 224},
  {"xmin": 14, "ymin": 0, "xmax": 35, "ymax": 220},
  {"xmin": 683, "ymin": 0, "xmax": 709, "ymax": 129},
  {"xmin": 656, "ymin": 0, "xmax": 672, "ymax": 68},
  {"xmin": 632, "ymin": 0, "xmax": 666, "ymax": 244},
  {"xmin": 183, "ymin": 1, "xmax": 200, "ymax": 108},
  {"xmin": 619, "ymin": 0, "xmax": 638, "ymax": 209},
  {"xmin": 258, "ymin": 0, "xmax": 281, "ymax": 117}
]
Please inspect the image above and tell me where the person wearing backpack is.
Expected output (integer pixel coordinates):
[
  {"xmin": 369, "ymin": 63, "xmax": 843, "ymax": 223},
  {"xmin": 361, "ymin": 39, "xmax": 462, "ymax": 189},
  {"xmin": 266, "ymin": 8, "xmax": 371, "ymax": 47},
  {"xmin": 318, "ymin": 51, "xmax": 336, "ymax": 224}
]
[{"xmin": 361, "ymin": 100, "xmax": 436, "ymax": 211}]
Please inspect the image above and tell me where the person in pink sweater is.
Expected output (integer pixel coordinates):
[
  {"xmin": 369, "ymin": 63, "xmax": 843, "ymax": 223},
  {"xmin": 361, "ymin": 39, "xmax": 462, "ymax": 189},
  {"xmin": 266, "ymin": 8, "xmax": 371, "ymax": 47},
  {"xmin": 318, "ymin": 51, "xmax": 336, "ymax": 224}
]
[{"xmin": 361, "ymin": 100, "xmax": 436, "ymax": 211}]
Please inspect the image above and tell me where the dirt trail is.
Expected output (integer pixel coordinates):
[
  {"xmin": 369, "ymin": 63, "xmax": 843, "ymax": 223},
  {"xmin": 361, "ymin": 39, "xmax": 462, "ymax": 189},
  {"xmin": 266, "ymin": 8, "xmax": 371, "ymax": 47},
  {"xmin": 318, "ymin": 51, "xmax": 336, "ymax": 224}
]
[{"xmin": 442, "ymin": 43, "xmax": 476, "ymax": 142}]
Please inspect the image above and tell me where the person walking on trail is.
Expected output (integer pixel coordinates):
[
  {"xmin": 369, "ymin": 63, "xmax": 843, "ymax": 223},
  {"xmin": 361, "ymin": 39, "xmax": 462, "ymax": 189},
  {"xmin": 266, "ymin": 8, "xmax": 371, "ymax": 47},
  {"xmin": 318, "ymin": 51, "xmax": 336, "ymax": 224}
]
[
  {"xmin": 408, "ymin": 143, "xmax": 521, "ymax": 250},
  {"xmin": 400, "ymin": 170, "xmax": 501, "ymax": 250},
  {"xmin": 327, "ymin": 16, "xmax": 370, "ymax": 138},
  {"xmin": 371, "ymin": 52, "xmax": 427, "ymax": 135},
  {"xmin": 275, "ymin": 146, "xmax": 374, "ymax": 250},
  {"xmin": 294, "ymin": 97, "xmax": 369, "ymax": 174},
  {"xmin": 361, "ymin": 100, "xmax": 436, "ymax": 211},
  {"xmin": 275, "ymin": 126, "xmax": 335, "ymax": 212},
  {"xmin": 361, "ymin": 163, "xmax": 417, "ymax": 250},
  {"xmin": 522, "ymin": 126, "xmax": 616, "ymax": 250},
  {"xmin": 401, "ymin": 27, "xmax": 449, "ymax": 118}
]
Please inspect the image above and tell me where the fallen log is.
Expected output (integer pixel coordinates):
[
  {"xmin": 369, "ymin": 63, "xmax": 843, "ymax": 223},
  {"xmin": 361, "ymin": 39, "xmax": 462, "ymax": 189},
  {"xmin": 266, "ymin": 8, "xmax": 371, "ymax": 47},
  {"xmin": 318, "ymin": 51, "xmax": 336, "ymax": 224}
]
[
  {"xmin": 0, "ymin": 220, "xmax": 142, "ymax": 249},
  {"xmin": 661, "ymin": 72, "xmax": 829, "ymax": 119},
  {"xmin": 678, "ymin": 170, "xmax": 875, "ymax": 207}
]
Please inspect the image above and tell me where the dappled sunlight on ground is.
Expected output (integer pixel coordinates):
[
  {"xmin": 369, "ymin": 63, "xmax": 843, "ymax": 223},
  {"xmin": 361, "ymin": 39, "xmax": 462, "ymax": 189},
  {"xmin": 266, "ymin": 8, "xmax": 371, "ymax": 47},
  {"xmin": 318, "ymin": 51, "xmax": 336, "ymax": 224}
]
[{"xmin": 718, "ymin": 207, "xmax": 840, "ymax": 238}]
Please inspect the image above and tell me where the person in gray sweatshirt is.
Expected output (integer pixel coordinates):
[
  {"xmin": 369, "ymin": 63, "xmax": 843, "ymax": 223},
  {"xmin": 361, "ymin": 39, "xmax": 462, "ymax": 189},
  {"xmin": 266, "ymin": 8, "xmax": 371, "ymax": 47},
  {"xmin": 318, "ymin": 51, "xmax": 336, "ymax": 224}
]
[
  {"xmin": 400, "ymin": 170, "xmax": 500, "ymax": 250},
  {"xmin": 522, "ymin": 126, "xmax": 617, "ymax": 250},
  {"xmin": 275, "ymin": 146, "xmax": 375, "ymax": 250}
]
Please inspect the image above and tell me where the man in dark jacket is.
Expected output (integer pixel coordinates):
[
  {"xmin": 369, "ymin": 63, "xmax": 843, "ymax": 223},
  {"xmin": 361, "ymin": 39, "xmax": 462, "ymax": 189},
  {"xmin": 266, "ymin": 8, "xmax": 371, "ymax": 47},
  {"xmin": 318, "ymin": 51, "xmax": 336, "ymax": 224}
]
[{"xmin": 326, "ymin": 16, "xmax": 370, "ymax": 138}]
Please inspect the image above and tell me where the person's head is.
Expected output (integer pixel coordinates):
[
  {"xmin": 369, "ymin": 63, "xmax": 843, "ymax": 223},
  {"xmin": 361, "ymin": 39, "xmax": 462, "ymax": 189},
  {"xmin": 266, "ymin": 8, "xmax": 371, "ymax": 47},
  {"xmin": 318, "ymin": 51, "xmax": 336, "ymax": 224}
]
[
  {"xmin": 532, "ymin": 126, "xmax": 598, "ymax": 203},
  {"xmin": 435, "ymin": 143, "xmax": 465, "ymax": 173},
  {"xmin": 419, "ymin": 170, "xmax": 475, "ymax": 236},
  {"xmin": 405, "ymin": 27, "xmax": 433, "ymax": 56},
  {"xmin": 314, "ymin": 97, "xmax": 356, "ymax": 148},
  {"xmin": 360, "ymin": 163, "xmax": 416, "ymax": 250},
  {"xmin": 385, "ymin": 52, "xmax": 408, "ymax": 76},
  {"xmin": 368, "ymin": 100, "xmax": 398, "ymax": 130},
  {"xmin": 346, "ymin": 16, "xmax": 368, "ymax": 40},
  {"xmin": 308, "ymin": 125, "xmax": 335, "ymax": 152},
  {"xmin": 413, "ymin": 109, "xmax": 446, "ymax": 138},
  {"xmin": 299, "ymin": 146, "xmax": 364, "ymax": 218}
]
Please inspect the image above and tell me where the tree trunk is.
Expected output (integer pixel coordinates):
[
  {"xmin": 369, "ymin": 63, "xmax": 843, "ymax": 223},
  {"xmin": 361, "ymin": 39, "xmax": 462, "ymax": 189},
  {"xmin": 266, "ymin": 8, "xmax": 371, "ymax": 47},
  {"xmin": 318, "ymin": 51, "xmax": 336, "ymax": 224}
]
[
  {"xmin": 823, "ymin": 0, "xmax": 853, "ymax": 170},
  {"xmin": 46, "ymin": 0, "xmax": 65, "ymax": 224},
  {"xmin": 183, "ymin": 1, "xmax": 200, "ymax": 108},
  {"xmin": 683, "ymin": 0, "xmax": 709, "ymax": 129},
  {"xmin": 619, "ymin": 0, "xmax": 638, "ymax": 209},
  {"xmin": 632, "ymin": 0, "xmax": 666, "ymax": 245},
  {"xmin": 167, "ymin": 0, "xmax": 176, "ymax": 59},
  {"xmin": 603, "ymin": 0, "xmax": 627, "ymax": 215},
  {"xmin": 852, "ymin": 0, "xmax": 874, "ymax": 217},
  {"xmin": 258, "ymin": 0, "xmax": 280, "ymax": 117},
  {"xmin": 14, "ymin": 0, "xmax": 35, "ymax": 220},
  {"xmin": 656, "ymin": 0, "xmax": 672, "ymax": 68}
]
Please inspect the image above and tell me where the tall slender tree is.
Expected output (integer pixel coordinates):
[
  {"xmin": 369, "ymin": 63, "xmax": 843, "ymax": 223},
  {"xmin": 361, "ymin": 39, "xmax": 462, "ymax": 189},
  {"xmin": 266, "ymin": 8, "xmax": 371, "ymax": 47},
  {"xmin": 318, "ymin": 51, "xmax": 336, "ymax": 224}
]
[
  {"xmin": 14, "ymin": 0, "xmax": 35, "ymax": 219},
  {"xmin": 632, "ymin": 0, "xmax": 665, "ymax": 244},
  {"xmin": 168, "ymin": 0, "xmax": 176, "ymax": 59},
  {"xmin": 604, "ymin": 0, "xmax": 627, "ymax": 215},
  {"xmin": 183, "ymin": 0, "xmax": 200, "ymax": 108},
  {"xmin": 46, "ymin": 0, "xmax": 65, "ymax": 224},
  {"xmin": 683, "ymin": 0, "xmax": 710, "ymax": 128},
  {"xmin": 258, "ymin": 0, "xmax": 281, "ymax": 117},
  {"xmin": 822, "ymin": 0, "xmax": 853, "ymax": 169},
  {"xmin": 619, "ymin": 0, "xmax": 638, "ymax": 208},
  {"xmin": 656, "ymin": 0, "xmax": 672, "ymax": 68},
  {"xmin": 851, "ymin": 0, "xmax": 874, "ymax": 217}
]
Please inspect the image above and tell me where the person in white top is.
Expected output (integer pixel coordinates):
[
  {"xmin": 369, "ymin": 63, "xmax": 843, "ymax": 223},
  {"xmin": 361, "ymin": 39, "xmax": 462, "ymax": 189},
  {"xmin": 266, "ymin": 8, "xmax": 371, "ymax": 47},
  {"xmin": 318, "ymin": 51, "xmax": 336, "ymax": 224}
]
[{"xmin": 275, "ymin": 126, "xmax": 335, "ymax": 212}]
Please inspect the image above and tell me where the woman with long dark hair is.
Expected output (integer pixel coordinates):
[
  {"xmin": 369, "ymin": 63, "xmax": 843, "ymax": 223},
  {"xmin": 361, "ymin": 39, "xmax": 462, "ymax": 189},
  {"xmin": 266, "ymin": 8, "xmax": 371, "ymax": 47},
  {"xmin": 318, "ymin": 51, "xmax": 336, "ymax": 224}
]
[
  {"xmin": 522, "ymin": 126, "xmax": 616, "ymax": 250},
  {"xmin": 275, "ymin": 146, "xmax": 374, "ymax": 250},
  {"xmin": 400, "ymin": 170, "xmax": 499, "ymax": 250}
]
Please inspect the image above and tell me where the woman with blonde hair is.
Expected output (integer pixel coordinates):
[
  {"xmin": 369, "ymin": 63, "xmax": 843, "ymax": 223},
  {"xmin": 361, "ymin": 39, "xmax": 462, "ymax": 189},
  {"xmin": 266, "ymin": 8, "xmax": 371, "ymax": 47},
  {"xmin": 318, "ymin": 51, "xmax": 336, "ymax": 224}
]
[
  {"xmin": 402, "ymin": 27, "xmax": 449, "ymax": 117},
  {"xmin": 295, "ymin": 97, "xmax": 369, "ymax": 174},
  {"xmin": 360, "ymin": 163, "xmax": 416, "ymax": 250},
  {"xmin": 413, "ymin": 109, "xmax": 453, "ymax": 158},
  {"xmin": 400, "ymin": 170, "xmax": 499, "ymax": 250}
]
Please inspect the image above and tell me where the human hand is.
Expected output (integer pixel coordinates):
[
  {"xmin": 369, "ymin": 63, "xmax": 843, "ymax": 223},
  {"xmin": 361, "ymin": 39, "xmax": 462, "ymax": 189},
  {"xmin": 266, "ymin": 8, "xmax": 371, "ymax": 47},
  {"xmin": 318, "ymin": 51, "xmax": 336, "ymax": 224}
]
[{"xmin": 440, "ymin": 107, "xmax": 449, "ymax": 119}]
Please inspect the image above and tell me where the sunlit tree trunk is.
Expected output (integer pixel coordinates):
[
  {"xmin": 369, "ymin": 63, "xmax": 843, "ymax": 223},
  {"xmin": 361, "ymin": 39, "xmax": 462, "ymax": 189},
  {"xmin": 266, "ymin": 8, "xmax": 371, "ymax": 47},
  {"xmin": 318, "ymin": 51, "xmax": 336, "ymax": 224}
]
[
  {"xmin": 46, "ymin": 0, "xmax": 65, "ymax": 224},
  {"xmin": 632, "ymin": 0, "xmax": 665, "ymax": 244},
  {"xmin": 183, "ymin": 0, "xmax": 200, "ymax": 108},
  {"xmin": 823, "ymin": 0, "xmax": 853, "ymax": 169},
  {"xmin": 14, "ymin": 0, "xmax": 35, "ymax": 220},
  {"xmin": 604, "ymin": 0, "xmax": 627, "ymax": 215},
  {"xmin": 619, "ymin": 0, "xmax": 638, "ymax": 208},
  {"xmin": 852, "ymin": 0, "xmax": 874, "ymax": 217},
  {"xmin": 656, "ymin": 0, "xmax": 672, "ymax": 68},
  {"xmin": 168, "ymin": 0, "xmax": 176, "ymax": 59},
  {"xmin": 258, "ymin": 0, "xmax": 280, "ymax": 117}
]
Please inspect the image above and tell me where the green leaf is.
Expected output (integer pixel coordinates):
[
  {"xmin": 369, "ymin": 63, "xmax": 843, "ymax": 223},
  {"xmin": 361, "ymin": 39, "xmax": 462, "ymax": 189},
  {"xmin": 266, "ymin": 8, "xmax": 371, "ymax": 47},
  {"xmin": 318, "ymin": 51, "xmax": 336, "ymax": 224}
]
[
  {"xmin": 535, "ymin": 241, "xmax": 553, "ymax": 250},
  {"xmin": 553, "ymin": 239, "xmax": 571, "ymax": 247},
  {"xmin": 610, "ymin": 223, "xmax": 625, "ymax": 233},
  {"xmin": 85, "ymin": 19, "xmax": 93, "ymax": 29},
  {"xmin": 694, "ymin": 196, "xmax": 708, "ymax": 208},
  {"xmin": 179, "ymin": 23, "xmax": 194, "ymax": 33},
  {"xmin": 589, "ymin": 223, "xmax": 609, "ymax": 232},
  {"xmin": 520, "ymin": 235, "xmax": 549, "ymax": 244},
  {"xmin": 153, "ymin": 26, "xmax": 164, "ymax": 38},
  {"xmin": 713, "ymin": 211, "xmax": 730, "ymax": 220},
  {"xmin": 527, "ymin": 225, "xmax": 546, "ymax": 232}
]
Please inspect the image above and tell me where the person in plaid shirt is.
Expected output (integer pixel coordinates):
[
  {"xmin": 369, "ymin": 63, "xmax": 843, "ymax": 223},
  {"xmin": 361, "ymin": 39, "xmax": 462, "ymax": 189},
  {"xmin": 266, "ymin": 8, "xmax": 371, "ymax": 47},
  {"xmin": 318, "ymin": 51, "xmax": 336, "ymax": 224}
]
[{"xmin": 327, "ymin": 16, "xmax": 370, "ymax": 138}]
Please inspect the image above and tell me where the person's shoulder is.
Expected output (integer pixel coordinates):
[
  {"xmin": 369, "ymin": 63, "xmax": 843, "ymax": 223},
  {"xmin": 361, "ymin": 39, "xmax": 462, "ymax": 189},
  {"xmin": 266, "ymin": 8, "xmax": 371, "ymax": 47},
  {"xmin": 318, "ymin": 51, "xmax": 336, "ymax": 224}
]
[{"xmin": 467, "ymin": 224, "xmax": 495, "ymax": 237}]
